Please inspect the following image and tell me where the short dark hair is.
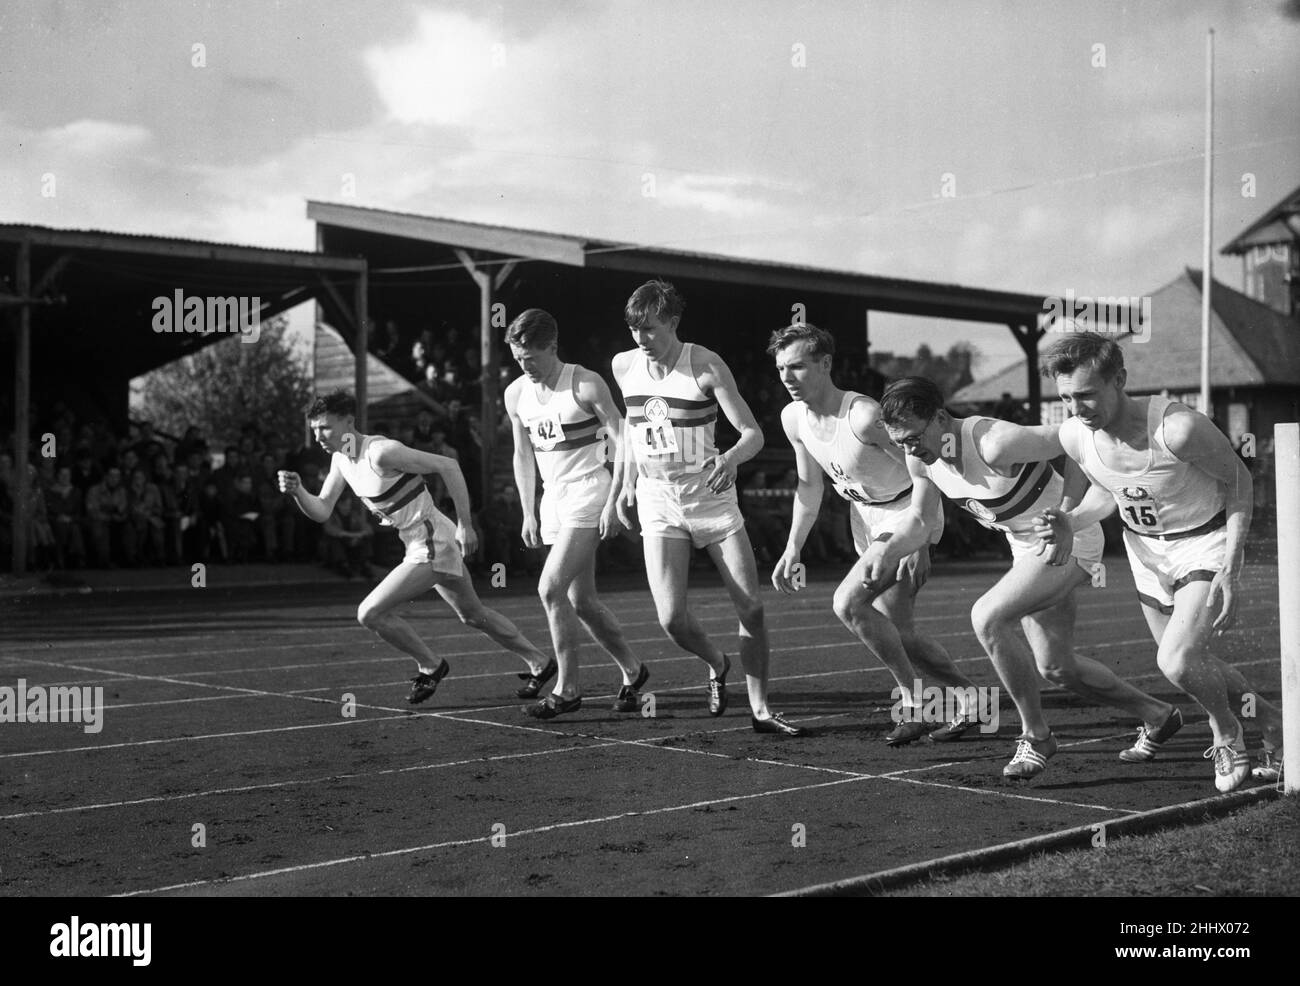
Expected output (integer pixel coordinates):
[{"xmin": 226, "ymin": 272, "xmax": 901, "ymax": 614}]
[
  {"xmin": 766, "ymin": 323, "xmax": 835, "ymax": 359},
  {"xmin": 306, "ymin": 390, "xmax": 357, "ymax": 419},
  {"xmin": 504, "ymin": 309, "xmax": 558, "ymax": 349},
  {"xmin": 880, "ymin": 377, "xmax": 946, "ymax": 426},
  {"xmin": 1039, "ymin": 332, "xmax": 1125, "ymax": 380},
  {"xmin": 625, "ymin": 279, "xmax": 685, "ymax": 329}
]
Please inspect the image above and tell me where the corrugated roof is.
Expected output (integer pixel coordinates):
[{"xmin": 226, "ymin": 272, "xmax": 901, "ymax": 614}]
[{"xmin": 313, "ymin": 322, "xmax": 440, "ymax": 410}]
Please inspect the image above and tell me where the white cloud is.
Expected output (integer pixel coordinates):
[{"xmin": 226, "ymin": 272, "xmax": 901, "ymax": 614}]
[{"xmin": 364, "ymin": 10, "xmax": 516, "ymax": 127}]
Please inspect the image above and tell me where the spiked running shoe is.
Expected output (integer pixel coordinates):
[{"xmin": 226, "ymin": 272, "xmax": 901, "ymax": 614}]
[
  {"xmin": 707, "ymin": 655, "xmax": 731, "ymax": 717},
  {"xmin": 885, "ymin": 718, "xmax": 932, "ymax": 747},
  {"xmin": 1003, "ymin": 733, "xmax": 1058, "ymax": 780},
  {"xmin": 1252, "ymin": 747, "xmax": 1283, "ymax": 784},
  {"xmin": 928, "ymin": 712, "xmax": 980, "ymax": 743},
  {"xmin": 612, "ymin": 663, "xmax": 651, "ymax": 713},
  {"xmin": 516, "ymin": 657, "xmax": 558, "ymax": 700},
  {"xmin": 526, "ymin": 692, "xmax": 582, "ymax": 720},
  {"xmin": 407, "ymin": 659, "xmax": 451, "ymax": 705},
  {"xmin": 751, "ymin": 712, "xmax": 806, "ymax": 736},
  {"xmin": 1118, "ymin": 706, "xmax": 1184, "ymax": 763},
  {"xmin": 1204, "ymin": 730, "xmax": 1251, "ymax": 792}
]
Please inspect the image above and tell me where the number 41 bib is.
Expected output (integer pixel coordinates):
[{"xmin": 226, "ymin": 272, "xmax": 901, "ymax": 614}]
[
  {"xmin": 1117, "ymin": 486, "xmax": 1164, "ymax": 534},
  {"xmin": 636, "ymin": 397, "xmax": 680, "ymax": 458}
]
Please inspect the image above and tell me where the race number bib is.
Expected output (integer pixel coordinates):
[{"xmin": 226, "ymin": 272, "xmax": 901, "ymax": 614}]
[
  {"xmin": 829, "ymin": 463, "xmax": 873, "ymax": 505},
  {"xmin": 1117, "ymin": 486, "xmax": 1164, "ymax": 534},
  {"xmin": 637, "ymin": 397, "xmax": 680, "ymax": 458},
  {"xmin": 529, "ymin": 412, "xmax": 566, "ymax": 452}
]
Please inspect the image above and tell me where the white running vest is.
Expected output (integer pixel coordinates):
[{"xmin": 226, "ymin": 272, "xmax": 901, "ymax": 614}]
[
  {"xmin": 925, "ymin": 416, "xmax": 1061, "ymax": 535},
  {"xmin": 515, "ymin": 363, "xmax": 606, "ymax": 487},
  {"xmin": 620, "ymin": 343, "xmax": 720, "ymax": 481},
  {"xmin": 334, "ymin": 435, "xmax": 441, "ymax": 530},
  {"xmin": 1066, "ymin": 396, "xmax": 1226, "ymax": 537},
  {"xmin": 798, "ymin": 392, "xmax": 912, "ymax": 505}
]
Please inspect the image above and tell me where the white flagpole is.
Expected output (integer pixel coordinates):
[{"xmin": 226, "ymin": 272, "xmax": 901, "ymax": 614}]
[{"xmin": 1200, "ymin": 28, "xmax": 1214, "ymax": 417}]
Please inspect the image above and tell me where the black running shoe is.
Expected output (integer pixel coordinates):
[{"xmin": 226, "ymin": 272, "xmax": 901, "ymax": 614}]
[
  {"xmin": 612, "ymin": 663, "xmax": 651, "ymax": 713},
  {"xmin": 526, "ymin": 693, "xmax": 582, "ymax": 720},
  {"xmin": 516, "ymin": 657, "xmax": 558, "ymax": 699},
  {"xmin": 884, "ymin": 719, "xmax": 931, "ymax": 747},
  {"xmin": 408, "ymin": 659, "xmax": 450, "ymax": 705},
  {"xmin": 707, "ymin": 655, "xmax": 731, "ymax": 717},
  {"xmin": 751, "ymin": 712, "xmax": 806, "ymax": 736}
]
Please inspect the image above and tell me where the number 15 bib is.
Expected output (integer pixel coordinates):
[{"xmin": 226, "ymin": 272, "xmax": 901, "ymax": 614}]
[{"xmin": 1118, "ymin": 486, "xmax": 1164, "ymax": 534}]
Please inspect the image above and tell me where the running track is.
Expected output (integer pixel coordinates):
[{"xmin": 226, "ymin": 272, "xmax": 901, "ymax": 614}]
[{"xmin": 0, "ymin": 553, "xmax": 1284, "ymax": 896}]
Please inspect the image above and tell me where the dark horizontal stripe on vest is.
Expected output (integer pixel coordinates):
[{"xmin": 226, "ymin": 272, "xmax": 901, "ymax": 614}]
[
  {"xmin": 972, "ymin": 460, "xmax": 1046, "ymax": 510},
  {"xmin": 537, "ymin": 433, "xmax": 602, "ymax": 452},
  {"xmin": 623, "ymin": 395, "xmax": 717, "ymax": 410},
  {"xmin": 1131, "ymin": 510, "xmax": 1227, "ymax": 541},
  {"xmin": 366, "ymin": 482, "xmax": 428, "ymax": 518},
  {"xmin": 992, "ymin": 465, "xmax": 1054, "ymax": 522},
  {"xmin": 870, "ymin": 485, "xmax": 912, "ymax": 506},
  {"xmin": 529, "ymin": 416, "xmax": 597, "ymax": 433},
  {"xmin": 373, "ymin": 471, "xmax": 421, "ymax": 502},
  {"xmin": 627, "ymin": 410, "xmax": 718, "ymax": 428}
]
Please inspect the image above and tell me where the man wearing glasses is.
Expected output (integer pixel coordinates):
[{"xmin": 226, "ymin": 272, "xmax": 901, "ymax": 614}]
[
  {"xmin": 767, "ymin": 323, "xmax": 982, "ymax": 746},
  {"xmin": 866, "ymin": 377, "xmax": 1176, "ymax": 780}
]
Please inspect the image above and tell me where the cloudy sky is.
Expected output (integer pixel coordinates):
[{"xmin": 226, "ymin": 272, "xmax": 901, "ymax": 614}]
[{"xmin": 3, "ymin": 0, "xmax": 1297, "ymax": 375}]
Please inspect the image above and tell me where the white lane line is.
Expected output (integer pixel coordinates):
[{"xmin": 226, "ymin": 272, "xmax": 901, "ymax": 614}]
[
  {"xmin": 114, "ymin": 775, "xmax": 874, "ymax": 897},
  {"xmin": 880, "ymin": 774, "xmax": 1132, "ymax": 813},
  {"xmin": 0, "ymin": 741, "xmax": 619, "ymax": 822}
]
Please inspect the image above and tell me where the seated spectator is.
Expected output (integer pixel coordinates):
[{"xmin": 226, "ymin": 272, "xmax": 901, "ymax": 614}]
[
  {"xmin": 374, "ymin": 319, "xmax": 403, "ymax": 363},
  {"xmin": 410, "ymin": 339, "xmax": 431, "ymax": 382},
  {"xmin": 255, "ymin": 453, "xmax": 295, "ymax": 561},
  {"xmin": 45, "ymin": 465, "xmax": 87, "ymax": 569},
  {"xmin": 86, "ymin": 466, "xmax": 129, "ymax": 567},
  {"xmin": 173, "ymin": 463, "xmax": 201, "ymax": 562},
  {"xmin": 417, "ymin": 364, "xmax": 452, "ymax": 410},
  {"xmin": 126, "ymin": 467, "xmax": 165, "ymax": 565},
  {"xmin": 197, "ymin": 479, "xmax": 228, "ymax": 562},
  {"xmin": 175, "ymin": 426, "xmax": 206, "ymax": 463},
  {"xmin": 69, "ymin": 447, "xmax": 101, "ymax": 494},
  {"xmin": 292, "ymin": 462, "xmax": 324, "ymax": 561},
  {"xmin": 210, "ymin": 447, "xmax": 244, "ymax": 501},
  {"xmin": 226, "ymin": 474, "xmax": 261, "ymax": 563},
  {"xmin": 321, "ymin": 490, "xmax": 374, "ymax": 579}
]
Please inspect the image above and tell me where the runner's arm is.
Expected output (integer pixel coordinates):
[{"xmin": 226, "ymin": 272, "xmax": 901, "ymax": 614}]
[
  {"xmin": 288, "ymin": 457, "xmax": 346, "ymax": 524},
  {"xmin": 1165, "ymin": 410, "xmax": 1252, "ymax": 578},
  {"xmin": 504, "ymin": 383, "xmax": 538, "ymax": 525},
  {"xmin": 977, "ymin": 419, "xmax": 1064, "ymax": 468},
  {"xmin": 699, "ymin": 347, "xmax": 763, "ymax": 468},
  {"xmin": 781, "ymin": 403, "xmax": 823, "ymax": 554}
]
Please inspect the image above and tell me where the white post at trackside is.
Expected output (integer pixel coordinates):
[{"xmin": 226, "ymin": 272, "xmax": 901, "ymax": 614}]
[
  {"xmin": 1276, "ymin": 423, "xmax": 1300, "ymax": 795},
  {"xmin": 1199, "ymin": 28, "xmax": 1214, "ymax": 418}
]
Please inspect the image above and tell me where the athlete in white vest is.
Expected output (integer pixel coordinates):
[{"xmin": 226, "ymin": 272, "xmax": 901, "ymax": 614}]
[
  {"xmin": 279, "ymin": 390, "xmax": 550, "ymax": 705},
  {"xmin": 613, "ymin": 280, "xmax": 803, "ymax": 736},
  {"xmin": 869, "ymin": 376, "xmax": 1176, "ymax": 780},
  {"xmin": 1036, "ymin": 332, "xmax": 1284, "ymax": 791},
  {"xmin": 504, "ymin": 309, "xmax": 647, "ymax": 719},
  {"xmin": 767, "ymin": 324, "xmax": 982, "ymax": 746}
]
